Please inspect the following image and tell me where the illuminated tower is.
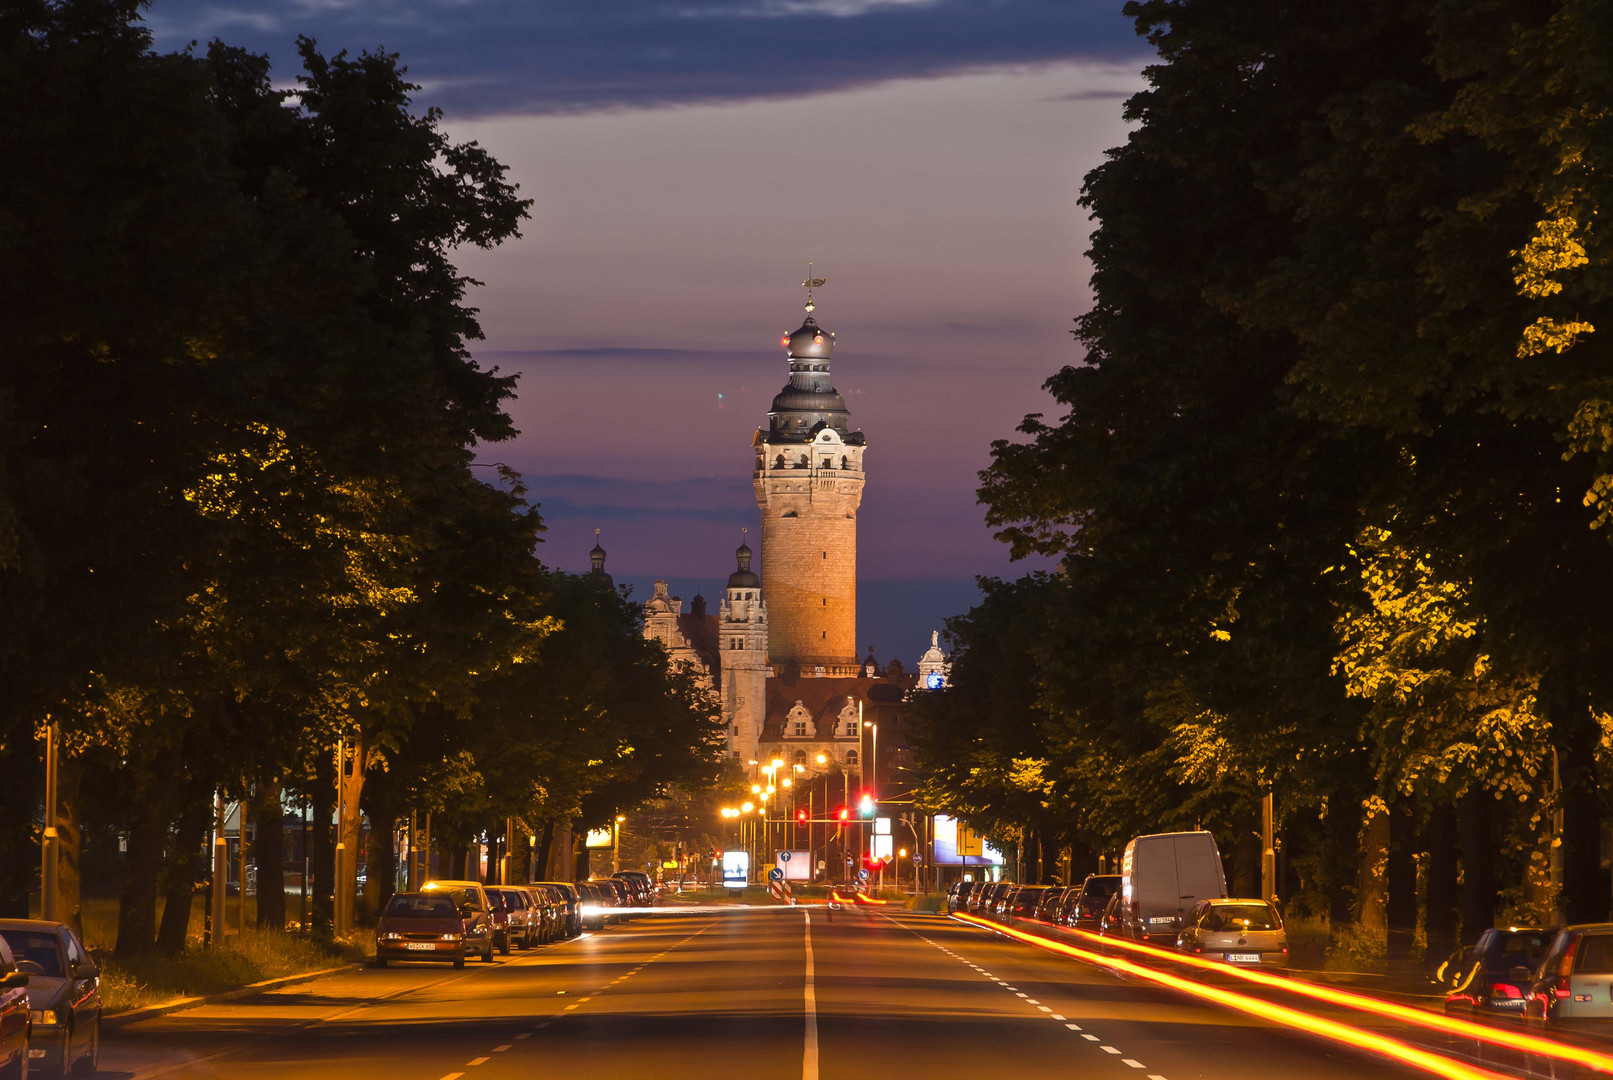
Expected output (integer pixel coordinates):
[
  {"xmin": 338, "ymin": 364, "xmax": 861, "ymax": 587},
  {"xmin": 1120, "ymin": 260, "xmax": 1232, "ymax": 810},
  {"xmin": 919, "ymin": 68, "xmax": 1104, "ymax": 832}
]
[{"xmin": 753, "ymin": 270, "xmax": 865, "ymax": 672}]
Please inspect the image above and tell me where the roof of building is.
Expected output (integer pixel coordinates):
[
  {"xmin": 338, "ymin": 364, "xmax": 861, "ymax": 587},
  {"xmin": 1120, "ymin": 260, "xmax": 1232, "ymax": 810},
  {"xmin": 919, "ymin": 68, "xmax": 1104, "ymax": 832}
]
[{"xmin": 677, "ymin": 612, "xmax": 720, "ymax": 674}]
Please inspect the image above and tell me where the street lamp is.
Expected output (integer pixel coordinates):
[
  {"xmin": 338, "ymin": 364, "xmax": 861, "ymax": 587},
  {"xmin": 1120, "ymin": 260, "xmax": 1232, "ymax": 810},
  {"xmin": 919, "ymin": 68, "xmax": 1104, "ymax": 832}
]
[{"xmin": 816, "ymin": 754, "xmax": 827, "ymax": 765}]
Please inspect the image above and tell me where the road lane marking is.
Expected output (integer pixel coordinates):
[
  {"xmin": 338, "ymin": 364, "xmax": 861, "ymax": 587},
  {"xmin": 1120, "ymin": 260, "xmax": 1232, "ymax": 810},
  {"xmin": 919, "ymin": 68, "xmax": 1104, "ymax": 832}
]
[
  {"xmin": 1051, "ymin": 1014, "xmax": 1066, "ymax": 1020},
  {"xmin": 803, "ymin": 910, "xmax": 819, "ymax": 1080},
  {"xmin": 466, "ymin": 1057, "xmax": 490, "ymax": 1066},
  {"xmin": 493, "ymin": 1045, "xmax": 512, "ymax": 1052},
  {"xmin": 1100, "ymin": 1046, "xmax": 1121, "ymax": 1054},
  {"xmin": 513, "ymin": 1033, "xmax": 531, "ymax": 1040},
  {"xmin": 1065, "ymin": 1024, "xmax": 1081, "ymax": 1030},
  {"xmin": 1082, "ymin": 1034, "xmax": 1100, "ymax": 1041},
  {"xmin": 1122, "ymin": 1061, "xmax": 1145, "ymax": 1069},
  {"xmin": 1038, "ymin": 1006, "xmax": 1052, "ymax": 1012},
  {"xmin": 439, "ymin": 1074, "xmax": 463, "ymax": 1080}
]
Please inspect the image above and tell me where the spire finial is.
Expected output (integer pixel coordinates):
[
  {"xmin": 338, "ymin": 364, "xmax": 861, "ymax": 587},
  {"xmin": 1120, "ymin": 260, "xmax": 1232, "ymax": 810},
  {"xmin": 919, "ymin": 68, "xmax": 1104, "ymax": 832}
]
[{"xmin": 802, "ymin": 262, "xmax": 826, "ymax": 314}]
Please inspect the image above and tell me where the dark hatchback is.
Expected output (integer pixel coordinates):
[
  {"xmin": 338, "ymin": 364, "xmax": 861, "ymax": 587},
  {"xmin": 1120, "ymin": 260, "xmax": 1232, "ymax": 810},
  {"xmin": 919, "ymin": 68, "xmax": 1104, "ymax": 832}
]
[
  {"xmin": 375, "ymin": 892, "xmax": 471, "ymax": 968},
  {"xmin": 1441, "ymin": 927, "xmax": 1551, "ymax": 1016},
  {"xmin": 0, "ymin": 919, "xmax": 101, "ymax": 1076},
  {"xmin": 0, "ymin": 936, "xmax": 35, "ymax": 1080},
  {"xmin": 1063, "ymin": 875, "xmax": 1123, "ymax": 933},
  {"xmin": 531, "ymin": 882, "xmax": 582, "ymax": 937},
  {"xmin": 1007, "ymin": 885, "xmax": 1053, "ymax": 922}
]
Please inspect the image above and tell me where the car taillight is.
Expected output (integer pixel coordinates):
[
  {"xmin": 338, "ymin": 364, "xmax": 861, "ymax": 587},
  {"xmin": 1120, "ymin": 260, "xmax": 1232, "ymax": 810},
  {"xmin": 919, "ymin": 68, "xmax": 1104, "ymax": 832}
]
[
  {"xmin": 1493, "ymin": 982, "xmax": 1523, "ymax": 999},
  {"xmin": 1281, "ymin": 946, "xmax": 1288, "ymax": 955},
  {"xmin": 1554, "ymin": 977, "xmax": 1572, "ymax": 999}
]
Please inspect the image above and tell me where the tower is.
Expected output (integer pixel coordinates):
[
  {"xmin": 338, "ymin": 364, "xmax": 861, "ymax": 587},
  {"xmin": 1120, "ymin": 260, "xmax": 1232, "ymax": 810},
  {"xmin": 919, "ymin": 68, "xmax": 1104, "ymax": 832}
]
[
  {"xmin": 718, "ymin": 535, "xmax": 768, "ymax": 759},
  {"xmin": 754, "ymin": 277, "xmax": 865, "ymax": 671}
]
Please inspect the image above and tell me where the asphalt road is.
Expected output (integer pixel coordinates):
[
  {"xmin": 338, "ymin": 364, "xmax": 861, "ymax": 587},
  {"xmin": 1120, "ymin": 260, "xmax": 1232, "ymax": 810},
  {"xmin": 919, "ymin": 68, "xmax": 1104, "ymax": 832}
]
[{"xmin": 102, "ymin": 906, "xmax": 1443, "ymax": 1080}]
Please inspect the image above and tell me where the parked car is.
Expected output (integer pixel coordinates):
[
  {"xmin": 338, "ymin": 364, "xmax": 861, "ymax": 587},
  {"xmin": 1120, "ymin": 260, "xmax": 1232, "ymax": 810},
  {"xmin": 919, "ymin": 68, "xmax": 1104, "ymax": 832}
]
[
  {"xmin": 575, "ymin": 882, "xmax": 613, "ymax": 930},
  {"xmin": 1118, "ymin": 832, "xmax": 1228, "ymax": 943},
  {"xmin": 486, "ymin": 887, "xmax": 539, "ymax": 950},
  {"xmin": 1175, "ymin": 899, "xmax": 1288, "ymax": 967},
  {"xmin": 946, "ymin": 881, "xmax": 976, "ymax": 914},
  {"xmin": 1007, "ymin": 886, "xmax": 1053, "ymax": 922},
  {"xmin": 614, "ymin": 871, "xmax": 655, "ymax": 906},
  {"xmin": 594, "ymin": 878, "xmax": 633, "ymax": 921},
  {"xmin": 0, "ymin": 920, "xmax": 100, "ymax": 1076},
  {"xmin": 1096, "ymin": 891, "xmax": 1127, "ymax": 940},
  {"xmin": 1032, "ymin": 887, "xmax": 1067, "ymax": 923},
  {"xmin": 1440, "ymin": 927, "xmax": 1551, "ymax": 1015},
  {"xmin": 419, "ymin": 881, "xmax": 496, "ymax": 962},
  {"xmin": 531, "ymin": 882, "xmax": 582, "ymax": 937},
  {"xmin": 376, "ymin": 891, "xmax": 475, "ymax": 968},
  {"xmin": 981, "ymin": 882, "xmax": 1013, "ymax": 917},
  {"xmin": 1061, "ymin": 874, "xmax": 1122, "ymax": 933},
  {"xmin": 0, "ymin": 936, "xmax": 31, "ymax": 1080},
  {"xmin": 1526, "ymin": 924, "xmax": 1613, "ymax": 1026}
]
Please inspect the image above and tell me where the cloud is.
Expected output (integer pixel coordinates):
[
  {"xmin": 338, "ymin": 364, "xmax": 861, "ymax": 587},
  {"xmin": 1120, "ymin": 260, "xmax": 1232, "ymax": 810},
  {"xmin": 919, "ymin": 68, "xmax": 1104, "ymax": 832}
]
[
  {"xmin": 1043, "ymin": 87, "xmax": 1135, "ymax": 101},
  {"xmin": 142, "ymin": 0, "xmax": 1147, "ymax": 117}
]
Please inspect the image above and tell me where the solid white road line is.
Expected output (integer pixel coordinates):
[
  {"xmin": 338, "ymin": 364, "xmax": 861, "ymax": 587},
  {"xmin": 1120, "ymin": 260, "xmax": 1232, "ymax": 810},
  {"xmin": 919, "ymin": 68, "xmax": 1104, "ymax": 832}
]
[{"xmin": 803, "ymin": 910, "xmax": 820, "ymax": 1080}]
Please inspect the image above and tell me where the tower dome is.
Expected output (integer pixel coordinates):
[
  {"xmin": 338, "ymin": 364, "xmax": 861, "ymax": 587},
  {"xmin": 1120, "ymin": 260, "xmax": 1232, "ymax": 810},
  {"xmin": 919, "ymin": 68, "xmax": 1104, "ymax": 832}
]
[
  {"xmin": 728, "ymin": 535, "xmax": 760, "ymax": 589},
  {"xmin": 768, "ymin": 314, "xmax": 851, "ymax": 441}
]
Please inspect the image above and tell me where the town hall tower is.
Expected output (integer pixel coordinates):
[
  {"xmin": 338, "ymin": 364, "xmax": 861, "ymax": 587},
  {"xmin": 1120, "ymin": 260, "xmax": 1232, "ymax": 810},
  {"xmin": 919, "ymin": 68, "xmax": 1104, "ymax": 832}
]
[{"xmin": 753, "ymin": 281, "xmax": 865, "ymax": 672}]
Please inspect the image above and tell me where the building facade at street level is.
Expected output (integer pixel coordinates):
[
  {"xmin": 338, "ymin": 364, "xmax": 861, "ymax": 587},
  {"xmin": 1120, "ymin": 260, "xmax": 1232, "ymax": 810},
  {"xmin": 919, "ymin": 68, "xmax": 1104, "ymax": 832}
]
[{"xmin": 627, "ymin": 287, "xmax": 948, "ymax": 774}]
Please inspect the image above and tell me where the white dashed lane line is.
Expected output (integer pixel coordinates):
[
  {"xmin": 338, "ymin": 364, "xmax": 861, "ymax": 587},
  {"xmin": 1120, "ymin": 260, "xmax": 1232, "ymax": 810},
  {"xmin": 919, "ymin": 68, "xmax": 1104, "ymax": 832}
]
[{"xmin": 903, "ymin": 927, "xmax": 1168, "ymax": 1080}]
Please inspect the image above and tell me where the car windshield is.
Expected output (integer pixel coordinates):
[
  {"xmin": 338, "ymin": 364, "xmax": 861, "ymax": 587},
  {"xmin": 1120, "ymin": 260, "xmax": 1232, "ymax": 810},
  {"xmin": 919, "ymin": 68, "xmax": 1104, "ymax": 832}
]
[
  {"xmin": 0, "ymin": 931, "xmax": 63, "ymax": 976},
  {"xmin": 385, "ymin": 895, "xmax": 458, "ymax": 918},
  {"xmin": 440, "ymin": 888, "xmax": 483, "ymax": 913},
  {"xmin": 1202, "ymin": 904, "xmax": 1280, "ymax": 932}
]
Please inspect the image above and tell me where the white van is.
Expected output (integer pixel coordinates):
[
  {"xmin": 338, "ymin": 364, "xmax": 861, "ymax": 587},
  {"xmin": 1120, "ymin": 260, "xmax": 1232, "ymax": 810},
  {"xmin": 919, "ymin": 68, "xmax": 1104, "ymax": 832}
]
[{"xmin": 1119, "ymin": 831, "xmax": 1227, "ymax": 943}]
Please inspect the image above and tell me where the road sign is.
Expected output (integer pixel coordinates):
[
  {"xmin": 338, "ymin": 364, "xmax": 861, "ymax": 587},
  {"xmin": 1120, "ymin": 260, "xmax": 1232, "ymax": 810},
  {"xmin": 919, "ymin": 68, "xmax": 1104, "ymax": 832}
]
[
  {"xmin": 858, "ymin": 868, "xmax": 870, "ymax": 881},
  {"xmin": 779, "ymin": 850, "xmax": 791, "ymax": 863},
  {"xmin": 768, "ymin": 867, "xmax": 784, "ymax": 882}
]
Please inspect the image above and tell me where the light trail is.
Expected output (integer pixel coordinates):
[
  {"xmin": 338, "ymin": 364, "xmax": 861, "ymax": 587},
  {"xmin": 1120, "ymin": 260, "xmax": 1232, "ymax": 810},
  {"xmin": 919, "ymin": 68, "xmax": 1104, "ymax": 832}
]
[
  {"xmin": 953, "ymin": 913, "xmax": 1513, "ymax": 1080},
  {"xmin": 1001, "ymin": 915, "xmax": 1613, "ymax": 1075}
]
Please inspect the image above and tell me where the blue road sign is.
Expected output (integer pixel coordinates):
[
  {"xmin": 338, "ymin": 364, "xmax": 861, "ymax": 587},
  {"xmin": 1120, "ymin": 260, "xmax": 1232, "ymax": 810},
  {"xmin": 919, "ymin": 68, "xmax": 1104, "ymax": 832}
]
[
  {"xmin": 779, "ymin": 850, "xmax": 792, "ymax": 863},
  {"xmin": 858, "ymin": 869, "xmax": 870, "ymax": 881},
  {"xmin": 768, "ymin": 867, "xmax": 784, "ymax": 882}
]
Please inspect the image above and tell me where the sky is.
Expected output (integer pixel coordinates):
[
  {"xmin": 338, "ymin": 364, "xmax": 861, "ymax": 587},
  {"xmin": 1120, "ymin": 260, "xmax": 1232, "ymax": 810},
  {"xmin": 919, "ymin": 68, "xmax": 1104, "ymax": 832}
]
[{"xmin": 147, "ymin": 0, "xmax": 1148, "ymax": 662}]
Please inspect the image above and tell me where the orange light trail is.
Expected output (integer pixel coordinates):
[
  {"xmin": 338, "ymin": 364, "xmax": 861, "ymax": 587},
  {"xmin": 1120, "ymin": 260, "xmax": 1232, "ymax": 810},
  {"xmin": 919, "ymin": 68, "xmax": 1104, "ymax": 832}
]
[
  {"xmin": 953, "ymin": 914, "xmax": 1513, "ymax": 1080},
  {"xmin": 993, "ymin": 916, "xmax": 1613, "ymax": 1074}
]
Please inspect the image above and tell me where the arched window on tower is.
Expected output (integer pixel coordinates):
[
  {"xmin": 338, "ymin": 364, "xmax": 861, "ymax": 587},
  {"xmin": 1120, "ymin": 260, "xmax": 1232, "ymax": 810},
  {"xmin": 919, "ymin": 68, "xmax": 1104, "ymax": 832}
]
[
  {"xmin": 841, "ymin": 456, "xmax": 848, "ymax": 469},
  {"xmin": 775, "ymin": 454, "xmax": 785, "ymax": 469}
]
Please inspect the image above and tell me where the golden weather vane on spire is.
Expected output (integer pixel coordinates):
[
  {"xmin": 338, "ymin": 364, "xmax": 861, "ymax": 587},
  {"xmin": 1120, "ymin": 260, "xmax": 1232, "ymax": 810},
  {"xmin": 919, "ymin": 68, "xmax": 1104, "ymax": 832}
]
[{"xmin": 802, "ymin": 262, "xmax": 826, "ymax": 313}]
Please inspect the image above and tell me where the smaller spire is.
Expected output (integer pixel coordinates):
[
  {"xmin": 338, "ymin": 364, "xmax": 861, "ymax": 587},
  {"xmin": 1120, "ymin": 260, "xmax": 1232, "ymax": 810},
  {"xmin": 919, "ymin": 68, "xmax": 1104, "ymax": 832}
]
[
  {"xmin": 589, "ymin": 528, "xmax": 607, "ymax": 574},
  {"xmin": 801, "ymin": 261, "xmax": 826, "ymax": 314}
]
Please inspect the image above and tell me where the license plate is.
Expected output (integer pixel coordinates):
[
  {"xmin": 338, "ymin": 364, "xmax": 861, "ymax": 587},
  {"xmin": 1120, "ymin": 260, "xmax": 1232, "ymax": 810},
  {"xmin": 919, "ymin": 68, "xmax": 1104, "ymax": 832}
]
[
  {"xmin": 404, "ymin": 942, "xmax": 436, "ymax": 951},
  {"xmin": 1226, "ymin": 953, "xmax": 1259, "ymax": 963}
]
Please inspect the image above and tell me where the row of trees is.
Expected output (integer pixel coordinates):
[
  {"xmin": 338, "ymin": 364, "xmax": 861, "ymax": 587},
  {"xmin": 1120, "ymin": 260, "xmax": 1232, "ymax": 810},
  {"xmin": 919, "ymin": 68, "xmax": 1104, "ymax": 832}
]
[
  {"xmin": 914, "ymin": 0, "xmax": 1613, "ymax": 956},
  {"xmin": 0, "ymin": 0, "xmax": 722, "ymax": 954}
]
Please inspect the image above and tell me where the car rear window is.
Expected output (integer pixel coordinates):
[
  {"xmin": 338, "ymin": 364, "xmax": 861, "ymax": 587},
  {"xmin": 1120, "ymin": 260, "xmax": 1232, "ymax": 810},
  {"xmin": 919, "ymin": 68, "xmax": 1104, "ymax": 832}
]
[
  {"xmin": 0, "ymin": 931, "xmax": 62, "ymax": 976},
  {"xmin": 1202, "ymin": 904, "xmax": 1280, "ymax": 932},
  {"xmin": 386, "ymin": 895, "xmax": 458, "ymax": 918},
  {"xmin": 1576, "ymin": 933, "xmax": 1613, "ymax": 974}
]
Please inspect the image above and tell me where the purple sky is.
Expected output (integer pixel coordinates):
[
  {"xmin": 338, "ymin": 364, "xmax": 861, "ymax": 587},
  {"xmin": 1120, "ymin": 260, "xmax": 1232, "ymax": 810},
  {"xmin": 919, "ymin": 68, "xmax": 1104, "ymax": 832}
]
[{"xmin": 147, "ymin": 0, "xmax": 1146, "ymax": 660}]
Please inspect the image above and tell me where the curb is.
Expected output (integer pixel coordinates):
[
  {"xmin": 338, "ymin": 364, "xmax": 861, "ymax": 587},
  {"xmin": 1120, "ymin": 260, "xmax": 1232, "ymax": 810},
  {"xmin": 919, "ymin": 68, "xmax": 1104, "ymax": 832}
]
[{"xmin": 102, "ymin": 963, "xmax": 360, "ymax": 1029}]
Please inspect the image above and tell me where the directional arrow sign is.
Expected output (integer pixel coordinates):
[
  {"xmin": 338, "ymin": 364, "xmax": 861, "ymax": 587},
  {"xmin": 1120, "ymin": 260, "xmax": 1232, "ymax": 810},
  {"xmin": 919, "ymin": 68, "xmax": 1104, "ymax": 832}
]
[
  {"xmin": 768, "ymin": 867, "xmax": 784, "ymax": 882},
  {"xmin": 779, "ymin": 851, "xmax": 792, "ymax": 863}
]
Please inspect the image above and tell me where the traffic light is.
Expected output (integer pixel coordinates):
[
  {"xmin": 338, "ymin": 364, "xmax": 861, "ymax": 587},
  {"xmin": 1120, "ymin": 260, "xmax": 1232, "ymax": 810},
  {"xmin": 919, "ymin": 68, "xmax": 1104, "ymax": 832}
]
[
  {"xmin": 796, "ymin": 809, "xmax": 809, "ymax": 825},
  {"xmin": 836, "ymin": 806, "xmax": 850, "ymax": 822},
  {"xmin": 858, "ymin": 792, "xmax": 875, "ymax": 819}
]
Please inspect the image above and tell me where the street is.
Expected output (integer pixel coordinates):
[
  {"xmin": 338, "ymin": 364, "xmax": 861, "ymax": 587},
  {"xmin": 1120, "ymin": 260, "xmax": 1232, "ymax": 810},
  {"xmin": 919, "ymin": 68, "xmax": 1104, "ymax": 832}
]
[{"xmin": 102, "ymin": 908, "xmax": 1436, "ymax": 1080}]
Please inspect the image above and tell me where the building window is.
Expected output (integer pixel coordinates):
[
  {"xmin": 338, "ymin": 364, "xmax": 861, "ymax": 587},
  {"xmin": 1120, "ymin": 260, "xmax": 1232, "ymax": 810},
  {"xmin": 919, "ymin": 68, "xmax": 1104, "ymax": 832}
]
[
  {"xmin": 822, "ymin": 597, "xmax": 827, "ymax": 606},
  {"xmin": 794, "ymin": 750, "xmax": 807, "ymax": 765},
  {"xmin": 822, "ymin": 631, "xmax": 826, "ymax": 639},
  {"xmin": 793, "ymin": 721, "xmax": 808, "ymax": 737},
  {"xmin": 822, "ymin": 551, "xmax": 827, "ymax": 559},
  {"xmin": 846, "ymin": 750, "xmax": 859, "ymax": 765}
]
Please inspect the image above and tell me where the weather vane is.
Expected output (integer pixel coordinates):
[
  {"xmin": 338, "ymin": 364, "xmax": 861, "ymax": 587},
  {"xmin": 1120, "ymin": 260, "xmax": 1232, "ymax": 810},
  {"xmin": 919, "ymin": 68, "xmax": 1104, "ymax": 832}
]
[{"xmin": 802, "ymin": 262, "xmax": 826, "ymax": 313}]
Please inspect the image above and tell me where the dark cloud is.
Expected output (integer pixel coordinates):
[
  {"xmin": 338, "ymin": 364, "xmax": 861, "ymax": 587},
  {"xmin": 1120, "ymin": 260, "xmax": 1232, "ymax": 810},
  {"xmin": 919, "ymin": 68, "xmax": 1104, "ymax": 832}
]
[
  {"xmin": 1043, "ymin": 87, "xmax": 1135, "ymax": 101},
  {"xmin": 143, "ymin": 0, "xmax": 1146, "ymax": 117}
]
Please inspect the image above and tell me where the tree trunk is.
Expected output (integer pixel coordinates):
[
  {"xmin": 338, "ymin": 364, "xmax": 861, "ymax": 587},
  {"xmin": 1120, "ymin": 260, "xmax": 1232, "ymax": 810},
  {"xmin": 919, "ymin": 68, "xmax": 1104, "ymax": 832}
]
[
  {"xmin": 1542, "ymin": 670, "xmax": 1604, "ymax": 923},
  {"xmin": 115, "ymin": 809, "xmax": 165, "ymax": 957},
  {"xmin": 535, "ymin": 821, "xmax": 555, "ymax": 882},
  {"xmin": 1323, "ymin": 790, "xmax": 1357, "ymax": 929},
  {"xmin": 56, "ymin": 756, "xmax": 85, "ymax": 938},
  {"xmin": 572, "ymin": 819, "xmax": 590, "ymax": 881},
  {"xmin": 253, "ymin": 781, "xmax": 286, "ymax": 930},
  {"xmin": 337, "ymin": 734, "xmax": 368, "ymax": 931},
  {"xmin": 157, "ymin": 795, "xmax": 210, "ymax": 955},
  {"xmin": 1425, "ymin": 799, "xmax": 1459, "ymax": 963},
  {"xmin": 1355, "ymin": 799, "xmax": 1390, "ymax": 962},
  {"xmin": 1386, "ymin": 800, "xmax": 1418, "ymax": 961},
  {"xmin": 1459, "ymin": 786, "xmax": 1496, "ymax": 941},
  {"xmin": 309, "ymin": 757, "xmax": 334, "ymax": 936},
  {"xmin": 362, "ymin": 779, "xmax": 397, "ymax": 923}
]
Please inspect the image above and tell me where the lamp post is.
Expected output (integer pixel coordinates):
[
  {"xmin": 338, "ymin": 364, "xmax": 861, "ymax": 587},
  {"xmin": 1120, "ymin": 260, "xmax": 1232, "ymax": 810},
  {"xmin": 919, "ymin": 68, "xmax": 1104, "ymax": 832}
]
[{"xmin": 40, "ymin": 723, "xmax": 58, "ymax": 922}]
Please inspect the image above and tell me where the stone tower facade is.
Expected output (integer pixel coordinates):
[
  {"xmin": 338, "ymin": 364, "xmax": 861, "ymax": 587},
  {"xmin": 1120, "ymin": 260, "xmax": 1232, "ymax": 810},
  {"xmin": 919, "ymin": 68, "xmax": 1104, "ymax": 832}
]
[
  {"xmin": 754, "ymin": 310, "xmax": 866, "ymax": 671},
  {"xmin": 718, "ymin": 539, "xmax": 768, "ymax": 759}
]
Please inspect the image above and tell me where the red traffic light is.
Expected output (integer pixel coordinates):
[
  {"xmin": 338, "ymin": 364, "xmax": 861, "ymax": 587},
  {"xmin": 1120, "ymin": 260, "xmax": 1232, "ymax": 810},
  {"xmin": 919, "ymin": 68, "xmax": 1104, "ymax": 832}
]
[
  {"xmin": 796, "ymin": 809, "xmax": 809, "ymax": 824},
  {"xmin": 836, "ymin": 806, "xmax": 850, "ymax": 822}
]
